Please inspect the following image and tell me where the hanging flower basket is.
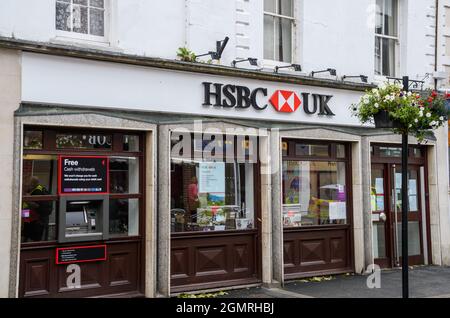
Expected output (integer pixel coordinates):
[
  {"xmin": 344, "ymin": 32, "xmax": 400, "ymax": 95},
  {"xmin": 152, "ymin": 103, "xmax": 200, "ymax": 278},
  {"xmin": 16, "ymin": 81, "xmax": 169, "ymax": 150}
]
[
  {"xmin": 351, "ymin": 82, "xmax": 449, "ymax": 141},
  {"xmin": 373, "ymin": 110, "xmax": 403, "ymax": 129}
]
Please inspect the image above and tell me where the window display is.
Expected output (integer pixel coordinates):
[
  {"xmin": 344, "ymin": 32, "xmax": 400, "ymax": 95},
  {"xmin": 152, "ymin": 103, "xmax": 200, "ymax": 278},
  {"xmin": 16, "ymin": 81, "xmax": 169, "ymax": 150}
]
[
  {"xmin": 170, "ymin": 135, "xmax": 256, "ymax": 233},
  {"xmin": 21, "ymin": 128, "xmax": 143, "ymax": 244},
  {"xmin": 282, "ymin": 141, "xmax": 349, "ymax": 227}
]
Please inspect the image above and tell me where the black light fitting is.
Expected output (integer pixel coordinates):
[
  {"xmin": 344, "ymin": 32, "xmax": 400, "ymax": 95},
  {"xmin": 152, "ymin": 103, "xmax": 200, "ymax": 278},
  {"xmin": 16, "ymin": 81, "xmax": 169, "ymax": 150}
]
[
  {"xmin": 195, "ymin": 36, "xmax": 230, "ymax": 60},
  {"xmin": 232, "ymin": 57, "xmax": 258, "ymax": 67},
  {"xmin": 274, "ymin": 64, "xmax": 302, "ymax": 73},
  {"xmin": 311, "ymin": 68, "xmax": 337, "ymax": 77},
  {"xmin": 342, "ymin": 75, "xmax": 368, "ymax": 83}
]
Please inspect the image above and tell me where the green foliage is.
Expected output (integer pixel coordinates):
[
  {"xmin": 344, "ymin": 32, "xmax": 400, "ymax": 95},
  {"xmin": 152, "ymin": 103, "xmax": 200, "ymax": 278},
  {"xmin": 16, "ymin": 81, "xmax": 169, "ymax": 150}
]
[
  {"xmin": 176, "ymin": 47, "xmax": 197, "ymax": 62},
  {"xmin": 351, "ymin": 82, "xmax": 449, "ymax": 141}
]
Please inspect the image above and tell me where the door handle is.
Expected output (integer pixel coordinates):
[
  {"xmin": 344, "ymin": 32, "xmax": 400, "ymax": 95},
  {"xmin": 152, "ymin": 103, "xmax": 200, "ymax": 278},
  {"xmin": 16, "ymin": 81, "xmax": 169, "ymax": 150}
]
[{"xmin": 379, "ymin": 212, "xmax": 387, "ymax": 222}]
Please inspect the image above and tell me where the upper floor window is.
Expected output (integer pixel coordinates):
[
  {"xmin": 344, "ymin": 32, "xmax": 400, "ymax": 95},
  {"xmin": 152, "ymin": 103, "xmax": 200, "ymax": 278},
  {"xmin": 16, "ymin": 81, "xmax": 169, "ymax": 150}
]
[
  {"xmin": 56, "ymin": 0, "xmax": 107, "ymax": 40},
  {"xmin": 264, "ymin": 0, "xmax": 294, "ymax": 63},
  {"xmin": 375, "ymin": 0, "xmax": 398, "ymax": 77}
]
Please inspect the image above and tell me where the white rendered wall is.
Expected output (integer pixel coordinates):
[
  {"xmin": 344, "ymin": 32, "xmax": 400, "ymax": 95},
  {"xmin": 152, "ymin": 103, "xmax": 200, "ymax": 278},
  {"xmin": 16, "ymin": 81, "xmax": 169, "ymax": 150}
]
[{"xmin": 0, "ymin": 0, "xmax": 439, "ymax": 83}]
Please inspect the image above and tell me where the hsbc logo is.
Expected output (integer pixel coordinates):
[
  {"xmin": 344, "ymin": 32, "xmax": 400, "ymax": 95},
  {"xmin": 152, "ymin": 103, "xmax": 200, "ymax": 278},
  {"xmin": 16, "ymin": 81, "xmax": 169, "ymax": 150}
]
[
  {"xmin": 270, "ymin": 90, "xmax": 301, "ymax": 113},
  {"xmin": 202, "ymin": 82, "xmax": 335, "ymax": 116}
]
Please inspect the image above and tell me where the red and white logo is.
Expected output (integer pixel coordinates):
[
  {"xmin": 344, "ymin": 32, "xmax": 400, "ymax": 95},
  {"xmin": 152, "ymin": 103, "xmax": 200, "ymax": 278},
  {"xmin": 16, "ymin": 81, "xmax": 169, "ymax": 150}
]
[{"xmin": 269, "ymin": 90, "xmax": 301, "ymax": 113}]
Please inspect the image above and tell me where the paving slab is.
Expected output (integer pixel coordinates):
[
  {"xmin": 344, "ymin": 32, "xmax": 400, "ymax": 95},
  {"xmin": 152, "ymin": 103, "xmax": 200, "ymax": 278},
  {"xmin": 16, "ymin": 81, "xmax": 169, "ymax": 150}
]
[{"xmin": 221, "ymin": 266, "xmax": 450, "ymax": 298}]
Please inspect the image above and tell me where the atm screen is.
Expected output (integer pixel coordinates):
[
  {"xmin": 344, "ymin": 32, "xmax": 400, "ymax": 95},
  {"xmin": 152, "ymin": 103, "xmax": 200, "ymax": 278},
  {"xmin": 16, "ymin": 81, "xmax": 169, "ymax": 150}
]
[{"xmin": 66, "ymin": 211, "xmax": 87, "ymax": 227}]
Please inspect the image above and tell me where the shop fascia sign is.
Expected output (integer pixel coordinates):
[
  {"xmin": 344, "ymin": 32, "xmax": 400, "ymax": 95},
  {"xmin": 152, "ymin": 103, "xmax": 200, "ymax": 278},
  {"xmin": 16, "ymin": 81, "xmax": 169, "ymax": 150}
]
[{"xmin": 202, "ymin": 82, "xmax": 335, "ymax": 116}]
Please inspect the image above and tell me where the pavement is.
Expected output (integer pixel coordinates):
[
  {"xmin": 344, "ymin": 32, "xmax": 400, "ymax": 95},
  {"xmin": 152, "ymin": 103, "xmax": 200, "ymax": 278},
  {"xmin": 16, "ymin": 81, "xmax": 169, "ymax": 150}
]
[{"xmin": 219, "ymin": 266, "xmax": 450, "ymax": 298}]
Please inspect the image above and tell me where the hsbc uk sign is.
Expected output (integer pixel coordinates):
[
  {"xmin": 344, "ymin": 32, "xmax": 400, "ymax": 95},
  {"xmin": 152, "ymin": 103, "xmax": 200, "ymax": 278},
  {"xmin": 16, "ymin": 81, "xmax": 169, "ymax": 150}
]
[{"xmin": 202, "ymin": 82, "xmax": 335, "ymax": 116}]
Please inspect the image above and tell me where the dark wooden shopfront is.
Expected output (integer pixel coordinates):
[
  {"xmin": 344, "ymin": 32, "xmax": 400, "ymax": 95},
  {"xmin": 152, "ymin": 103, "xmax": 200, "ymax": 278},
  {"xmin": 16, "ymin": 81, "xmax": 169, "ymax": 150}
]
[
  {"xmin": 282, "ymin": 140, "xmax": 354, "ymax": 279},
  {"xmin": 19, "ymin": 127, "xmax": 146, "ymax": 298},
  {"xmin": 170, "ymin": 134, "xmax": 261, "ymax": 292}
]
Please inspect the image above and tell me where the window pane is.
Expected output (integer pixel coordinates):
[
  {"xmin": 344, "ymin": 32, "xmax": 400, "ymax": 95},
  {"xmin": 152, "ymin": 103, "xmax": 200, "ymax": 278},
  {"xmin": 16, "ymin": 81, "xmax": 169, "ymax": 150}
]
[
  {"xmin": 412, "ymin": 148, "xmax": 423, "ymax": 158},
  {"xmin": 110, "ymin": 198, "xmax": 139, "ymax": 237},
  {"xmin": 74, "ymin": 0, "xmax": 88, "ymax": 5},
  {"xmin": 264, "ymin": 15, "xmax": 275, "ymax": 60},
  {"xmin": 384, "ymin": 0, "xmax": 398, "ymax": 37},
  {"xmin": 23, "ymin": 155, "xmax": 58, "ymax": 195},
  {"xmin": 123, "ymin": 135, "xmax": 140, "ymax": 152},
  {"xmin": 382, "ymin": 37, "xmax": 396, "ymax": 76},
  {"xmin": 282, "ymin": 161, "xmax": 347, "ymax": 227},
  {"xmin": 24, "ymin": 131, "xmax": 43, "ymax": 150},
  {"xmin": 396, "ymin": 221, "xmax": 421, "ymax": 256},
  {"xmin": 170, "ymin": 159, "xmax": 255, "ymax": 232},
  {"xmin": 274, "ymin": 17, "xmax": 292, "ymax": 63},
  {"xmin": 56, "ymin": 133, "xmax": 112, "ymax": 150},
  {"xmin": 393, "ymin": 169, "xmax": 419, "ymax": 213},
  {"xmin": 375, "ymin": 36, "xmax": 382, "ymax": 75},
  {"xmin": 379, "ymin": 146, "xmax": 401, "ymax": 157},
  {"xmin": 21, "ymin": 201, "xmax": 57, "ymax": 242},
  {"xmin": 295, "ymin": 144, "xmax": 329, "ymax": 157},
  {"xmin": 264, "ymin": 0, "xmax": 276, "ymax": 13},
  {"xmin": 282, "ymin": 141, "xmax": 289, "ymax": 157},
  {"xmin": 56, "ymin": 1, "xmax": 71, "ymax": 31},
  {"xmin": 110, "ymin": 157, "xmax": 140, "ymax": 194},
  {"xmin": 371, "ymin": 167, "xmax": 385, "ymax": 212},
  {"xmin": 280, "ymin": 0, "xmax": 293, "ymax": 17},
  {"xmin": 373, "ymin": 222, "xmax": 386, "ymax": 258},
  {"xmin": 72, "ymin": 5, "xmax": 88, "ymax": 34},
  {"xmin": 336, "ymin": 144, "xmax": 346, "ymax": 158},
  {"xmin": 375, "ymin": 0, "xmax": 383, "ymax": 34},
  {"xmin": 90, "ymin": 8, "xmax": 105, "ymax": 36},
  {"xmin": 90, "ymin": 0, "xmax": 104, "ymax": 8}
]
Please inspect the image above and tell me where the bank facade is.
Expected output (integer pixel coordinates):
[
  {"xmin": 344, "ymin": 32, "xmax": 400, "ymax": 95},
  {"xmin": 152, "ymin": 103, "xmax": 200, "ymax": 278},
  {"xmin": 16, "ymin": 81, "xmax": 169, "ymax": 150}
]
[{"xmin": 1, "ymin": 0, "xmax": 450, "ymax": 298}]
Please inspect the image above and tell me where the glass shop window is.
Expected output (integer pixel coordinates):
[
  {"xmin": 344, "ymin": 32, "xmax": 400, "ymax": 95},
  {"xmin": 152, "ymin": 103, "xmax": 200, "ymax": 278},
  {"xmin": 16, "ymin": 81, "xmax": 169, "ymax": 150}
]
[
  {"xmin": 24, "ymin": 131, "xmax": 43, "ymax": 150},
  {"xmin": 56, "ymin": 132, "xmax": 112, "ymax": 150},
  {"xmin": 22, "ymin": 155, "xmax": 58, "ymax": 196},
  {"xmin": 379, "ymin": 146, "xmax": 402, "ymax": 157},
  {"xmin": 123, "ymin": 135, "xmax": 140, "ymax": 152},
  {"xmin": 21, "ymin": 200, "xmax": 58, "ymax": 243},
  {"xmin": 170, "ymin": 136, "xmax": 257, "ymax": 233},
  {"xmin": 295, "ymin": 144, "xmax": 329, "ymax": 157},
  {"xmin": 109, "ymin": 198, "xmax": 139, "ymax": 237},
  {"xmin": 109, "ymin": 157, "xmax": 139, "ymax": 194},
  {"xmin": 22, "ymin": 154, "xmax": 58, "ymax": 243},
  {"xmin": 282, "ymin": 160, "xmax": 348, "ymax": 227}
]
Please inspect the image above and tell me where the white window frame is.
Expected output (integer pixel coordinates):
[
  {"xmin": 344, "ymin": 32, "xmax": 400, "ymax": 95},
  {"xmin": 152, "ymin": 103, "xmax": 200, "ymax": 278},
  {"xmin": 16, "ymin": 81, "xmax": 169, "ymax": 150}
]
[
  {"xmin": 55, "ymin": 0, "xmax": 110, "ymax": 44},
  {"xmin": 263, "ymin": 0, "xmax": 296, "ymax": 67},
  {"xmin": 374, "ymin": 0, "xmax": 400, "ymax": 79}
]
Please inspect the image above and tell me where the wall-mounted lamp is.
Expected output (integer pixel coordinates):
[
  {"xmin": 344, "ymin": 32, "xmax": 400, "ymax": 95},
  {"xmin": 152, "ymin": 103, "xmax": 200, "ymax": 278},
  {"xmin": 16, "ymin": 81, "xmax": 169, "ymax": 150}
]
[
  {"xmin": 232, "ymin": 57, "xmax": 258, "ymax": 67},
  {"xmin": 195, "ymin": 37, "xmax": 230, "ymax": 60},
  {"xmin": 274, "ymin": 64, "xmax": 302, "ymax": 73},
  {"xmin": 342, "ymin": 75, "xmax": 368, "ymax": 83},
  {"xmin": 311, "ymin": 68, "xmax": 337, "ymax": 77}
]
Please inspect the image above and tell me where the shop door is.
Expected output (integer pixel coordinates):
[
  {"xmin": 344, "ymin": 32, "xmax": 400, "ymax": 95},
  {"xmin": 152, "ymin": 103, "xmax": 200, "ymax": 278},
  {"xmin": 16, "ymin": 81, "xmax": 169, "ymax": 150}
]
[{"xmin": 371, "ymin": 163, "xmax": 426, "ymax": 268}]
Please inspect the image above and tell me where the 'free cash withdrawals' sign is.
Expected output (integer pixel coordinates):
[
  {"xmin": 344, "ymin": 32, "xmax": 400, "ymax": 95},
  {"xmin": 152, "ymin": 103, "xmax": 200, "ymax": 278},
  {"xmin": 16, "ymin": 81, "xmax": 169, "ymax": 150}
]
[{"xmin": 59, "ymin": 156, "xmax": 109, "ymax": 195}]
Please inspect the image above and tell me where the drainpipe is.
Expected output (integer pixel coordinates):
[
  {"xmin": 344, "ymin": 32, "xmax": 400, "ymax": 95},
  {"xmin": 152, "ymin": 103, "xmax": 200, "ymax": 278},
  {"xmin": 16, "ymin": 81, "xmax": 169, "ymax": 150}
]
[{"xmin": 435, "ymin": 0, "xmax": 439, "ymax": 90}]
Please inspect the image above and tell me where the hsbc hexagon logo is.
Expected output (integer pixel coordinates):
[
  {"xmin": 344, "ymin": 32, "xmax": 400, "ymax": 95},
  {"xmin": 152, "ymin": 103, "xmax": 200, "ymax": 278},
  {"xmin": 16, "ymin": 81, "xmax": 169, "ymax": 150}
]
[{"xmin": 269, "ymin": 90, "xmax": 301, "ymax": 113}]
